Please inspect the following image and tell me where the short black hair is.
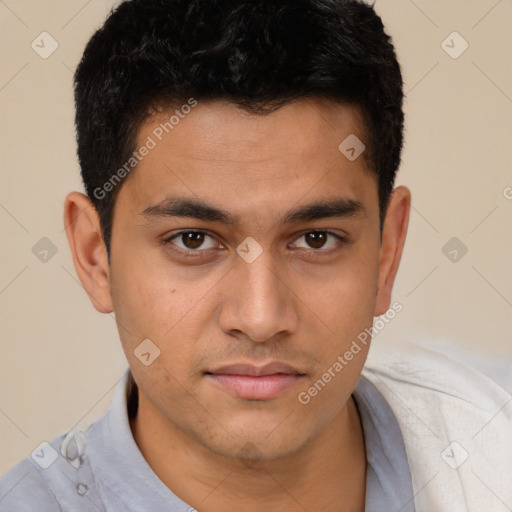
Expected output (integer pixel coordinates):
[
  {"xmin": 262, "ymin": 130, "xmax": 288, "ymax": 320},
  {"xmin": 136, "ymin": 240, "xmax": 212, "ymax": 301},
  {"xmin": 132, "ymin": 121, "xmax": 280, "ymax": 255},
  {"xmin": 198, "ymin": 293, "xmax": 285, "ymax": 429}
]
[{"xmin": 74, "ymin": 0, "xmax": 404, "ymax": 255}]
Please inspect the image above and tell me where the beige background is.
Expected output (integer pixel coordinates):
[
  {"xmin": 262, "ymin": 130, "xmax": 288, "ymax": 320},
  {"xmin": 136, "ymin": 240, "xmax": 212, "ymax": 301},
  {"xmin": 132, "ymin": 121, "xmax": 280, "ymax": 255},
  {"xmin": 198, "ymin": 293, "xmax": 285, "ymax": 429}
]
[{"xmin": 1, "ymin": 0, "xmax": 511, "ymax": 473}]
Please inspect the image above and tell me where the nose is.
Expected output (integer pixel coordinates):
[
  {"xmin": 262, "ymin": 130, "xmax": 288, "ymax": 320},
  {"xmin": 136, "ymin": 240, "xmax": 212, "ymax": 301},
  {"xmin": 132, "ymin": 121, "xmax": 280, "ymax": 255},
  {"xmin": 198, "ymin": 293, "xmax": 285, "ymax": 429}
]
[{"xmin": 217, "ymin": 248, "xmax": 299, "ymax": 343}]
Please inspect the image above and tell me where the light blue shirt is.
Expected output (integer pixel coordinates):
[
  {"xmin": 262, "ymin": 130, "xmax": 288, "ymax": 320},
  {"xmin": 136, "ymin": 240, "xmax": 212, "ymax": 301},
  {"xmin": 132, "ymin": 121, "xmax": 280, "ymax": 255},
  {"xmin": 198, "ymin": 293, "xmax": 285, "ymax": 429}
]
[{"xmin": 0, "ymin": 370, "xmax": 415, "ymax": 511}]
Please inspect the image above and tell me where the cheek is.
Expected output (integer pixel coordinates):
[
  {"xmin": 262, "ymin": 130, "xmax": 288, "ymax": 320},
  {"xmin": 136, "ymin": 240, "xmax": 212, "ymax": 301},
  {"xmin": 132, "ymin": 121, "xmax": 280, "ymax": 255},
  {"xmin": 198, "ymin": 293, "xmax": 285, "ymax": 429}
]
[
  {"xmin": 305, "ymin": 244, "xmax": 379, "ymax": 343},
  {"xmin": 109, "ymin": 255, "xmax": 219, "ymax": 366},
  {"xmin": 109, "ymin": 266, "xmax": 165, "ymax": 341},
  {"xmin": 297, "ymin": 250, "xmax": 379, "ymax": 398}
]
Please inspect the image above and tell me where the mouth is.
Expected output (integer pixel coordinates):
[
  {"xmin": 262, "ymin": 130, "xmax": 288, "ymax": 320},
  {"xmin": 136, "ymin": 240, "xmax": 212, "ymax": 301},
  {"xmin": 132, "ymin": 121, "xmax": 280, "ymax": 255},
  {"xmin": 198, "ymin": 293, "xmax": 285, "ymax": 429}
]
[{"xmin": 204, "ymin": 362, "xmax": 306, "ymax": 400}]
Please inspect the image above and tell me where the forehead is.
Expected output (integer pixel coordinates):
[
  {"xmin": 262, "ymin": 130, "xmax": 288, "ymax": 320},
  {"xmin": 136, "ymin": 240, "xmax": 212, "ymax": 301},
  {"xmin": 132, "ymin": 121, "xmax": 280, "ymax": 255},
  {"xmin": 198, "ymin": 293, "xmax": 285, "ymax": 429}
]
[
  {"xmin": 141, "ymin": 98, "xmax": 369, "ymax": 166},
  {"xmin": 116, "ymin": 98, "xmax": 378, "ymax": 225}
]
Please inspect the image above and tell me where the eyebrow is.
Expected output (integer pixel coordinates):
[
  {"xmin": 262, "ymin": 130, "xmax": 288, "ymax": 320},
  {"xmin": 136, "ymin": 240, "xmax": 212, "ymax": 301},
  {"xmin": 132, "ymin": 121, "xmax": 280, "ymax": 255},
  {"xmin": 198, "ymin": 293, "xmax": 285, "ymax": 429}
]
[{"xmin": 141, "ymin": 196, "xmax": 365, "ymax": 225}]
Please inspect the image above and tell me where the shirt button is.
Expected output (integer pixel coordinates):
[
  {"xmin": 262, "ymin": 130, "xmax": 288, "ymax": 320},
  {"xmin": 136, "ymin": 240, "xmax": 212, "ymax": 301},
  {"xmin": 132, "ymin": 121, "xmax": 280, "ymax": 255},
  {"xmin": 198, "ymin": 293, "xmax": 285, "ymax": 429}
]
[
  {"xmin": 76, "ymin": 483, "xmax": 88, "ymax": 496},
  {"xmin": 61, "ymin": 430, "xmax": 86, "ymax": 469},
  {"xmin": 65, "ymin": 438, "xmax": 79, "ymax": 460}
]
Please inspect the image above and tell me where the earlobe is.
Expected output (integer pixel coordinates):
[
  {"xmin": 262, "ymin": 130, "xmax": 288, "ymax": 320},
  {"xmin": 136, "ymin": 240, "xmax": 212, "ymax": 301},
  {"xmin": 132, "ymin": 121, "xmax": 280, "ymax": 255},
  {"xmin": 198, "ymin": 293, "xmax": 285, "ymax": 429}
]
[
  {"xmin": 373, "ymin": 186, "xmax": 411, "ymax": 316},
  {"xmin": 63, "ymin": 192, "xmax": 113, "ymax": 314}
]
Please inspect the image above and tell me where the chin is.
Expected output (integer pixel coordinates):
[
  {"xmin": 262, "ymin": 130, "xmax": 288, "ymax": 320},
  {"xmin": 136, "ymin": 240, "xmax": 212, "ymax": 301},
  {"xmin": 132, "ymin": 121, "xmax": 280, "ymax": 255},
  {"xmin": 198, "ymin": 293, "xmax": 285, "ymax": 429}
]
[{"xmin": 192, "ymin": 421, "xmax": 311, "ymax": 464}]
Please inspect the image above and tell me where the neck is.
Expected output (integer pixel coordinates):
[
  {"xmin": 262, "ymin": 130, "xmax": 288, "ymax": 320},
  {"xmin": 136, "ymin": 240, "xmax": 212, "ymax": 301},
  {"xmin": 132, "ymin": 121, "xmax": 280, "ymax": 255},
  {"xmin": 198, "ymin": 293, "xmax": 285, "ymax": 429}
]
[{"xmin": 129, "ymin": 387, "xmax": 366, "ymax": 512}]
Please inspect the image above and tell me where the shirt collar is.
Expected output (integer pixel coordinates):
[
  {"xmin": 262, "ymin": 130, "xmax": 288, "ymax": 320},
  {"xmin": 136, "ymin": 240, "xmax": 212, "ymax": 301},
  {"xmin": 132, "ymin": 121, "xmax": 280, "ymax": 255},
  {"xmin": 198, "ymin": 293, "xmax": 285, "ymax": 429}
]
[
  {"xmin": 85, "ymin": 368, "xmax": 414, "ymax": 512},
  {"xmin": 86, "ymin": 368, "xmax": 191, "ymax": 511}
]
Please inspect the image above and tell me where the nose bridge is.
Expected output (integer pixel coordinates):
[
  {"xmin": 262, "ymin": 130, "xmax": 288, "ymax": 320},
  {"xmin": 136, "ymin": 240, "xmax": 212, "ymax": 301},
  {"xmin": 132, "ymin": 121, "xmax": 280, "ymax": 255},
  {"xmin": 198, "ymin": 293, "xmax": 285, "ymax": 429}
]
[
  {"xmin": 220, "ymin": 244, "xmax": 297, "ymax": 342},
  {"xmin": 240, "ymin": 250, "xmax": 281, "ymax": 304}
]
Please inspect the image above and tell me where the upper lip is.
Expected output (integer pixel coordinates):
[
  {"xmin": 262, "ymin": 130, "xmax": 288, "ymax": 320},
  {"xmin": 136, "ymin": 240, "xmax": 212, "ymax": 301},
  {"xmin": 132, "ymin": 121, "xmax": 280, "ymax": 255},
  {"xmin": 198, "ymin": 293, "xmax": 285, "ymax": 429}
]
[{"xmin": 206, "ymin": 361, "xmax": 305, "ymax": 377}]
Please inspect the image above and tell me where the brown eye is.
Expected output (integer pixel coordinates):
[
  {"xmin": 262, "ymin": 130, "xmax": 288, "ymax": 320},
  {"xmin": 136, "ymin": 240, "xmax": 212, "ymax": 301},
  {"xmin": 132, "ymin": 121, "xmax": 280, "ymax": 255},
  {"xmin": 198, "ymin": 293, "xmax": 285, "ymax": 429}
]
[
  {"xmin": 291, "ymin": 231, "xmax": 344, "ymax": 251},
  {"xmin": 181, "ymin": 232, "xmax": 206, "ymax": 249},
  {"xmin": 165, "ymin": 231, "xmax": 218, "ymax": 252},
  {"xmin": 304, "ymin": 231, "xmax": 328, "ymax": 249}
]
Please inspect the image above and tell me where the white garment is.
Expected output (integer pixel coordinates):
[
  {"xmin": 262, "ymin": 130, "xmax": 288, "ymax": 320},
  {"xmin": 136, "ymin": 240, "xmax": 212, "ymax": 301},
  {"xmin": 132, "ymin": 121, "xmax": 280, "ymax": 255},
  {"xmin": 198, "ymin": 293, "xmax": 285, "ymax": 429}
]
[{"xmin": 362, "ymin": 339, "xmax": 512, "ymax": 512}]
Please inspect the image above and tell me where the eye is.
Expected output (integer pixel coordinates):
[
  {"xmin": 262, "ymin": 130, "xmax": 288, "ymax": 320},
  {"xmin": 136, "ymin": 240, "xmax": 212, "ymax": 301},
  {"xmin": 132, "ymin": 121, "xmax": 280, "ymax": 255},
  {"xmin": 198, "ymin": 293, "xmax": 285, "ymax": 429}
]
[
  {"xmin": 290, "ymin": 230, "xmax": 345, "ymax": 251},
  {"xmin": 164, "ymin": 230, "xmax": 219, "ymax": 252}
]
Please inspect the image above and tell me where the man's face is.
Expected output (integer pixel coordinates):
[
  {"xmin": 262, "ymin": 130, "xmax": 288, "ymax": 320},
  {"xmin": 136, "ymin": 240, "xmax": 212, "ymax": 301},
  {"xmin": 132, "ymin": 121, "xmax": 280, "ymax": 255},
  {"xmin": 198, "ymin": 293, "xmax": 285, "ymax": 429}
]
[{"xmin": 108, "ymin": 98, "xmax": 382, "ymax": 461}]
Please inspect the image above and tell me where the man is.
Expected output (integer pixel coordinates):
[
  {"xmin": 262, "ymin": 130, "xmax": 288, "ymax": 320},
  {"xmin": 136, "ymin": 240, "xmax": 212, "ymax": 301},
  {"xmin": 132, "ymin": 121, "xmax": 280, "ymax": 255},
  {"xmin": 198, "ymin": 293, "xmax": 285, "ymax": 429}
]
[{"xmin": 1, "ymin": 0, "xmax": 510, "ymax": 511}]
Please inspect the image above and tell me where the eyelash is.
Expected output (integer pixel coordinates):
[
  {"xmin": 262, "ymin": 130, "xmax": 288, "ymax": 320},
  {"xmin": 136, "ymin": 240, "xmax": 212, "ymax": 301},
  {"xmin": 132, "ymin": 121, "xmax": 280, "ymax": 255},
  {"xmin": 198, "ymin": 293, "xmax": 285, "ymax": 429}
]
[{"xmin": 161, "ymin": 229, "xmax": 347, "ymax": 257}]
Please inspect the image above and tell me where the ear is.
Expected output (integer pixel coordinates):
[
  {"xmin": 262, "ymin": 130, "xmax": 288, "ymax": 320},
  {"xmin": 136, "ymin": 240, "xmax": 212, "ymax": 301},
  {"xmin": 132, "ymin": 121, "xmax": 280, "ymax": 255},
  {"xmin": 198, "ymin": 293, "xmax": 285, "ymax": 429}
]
[
  {"xmin": 373, "ymin": 186, "xmax": 411, "ymax": 316},
  {"xmin": 63, "ymin": 192, "xmax": 113, "ymax": 314}
]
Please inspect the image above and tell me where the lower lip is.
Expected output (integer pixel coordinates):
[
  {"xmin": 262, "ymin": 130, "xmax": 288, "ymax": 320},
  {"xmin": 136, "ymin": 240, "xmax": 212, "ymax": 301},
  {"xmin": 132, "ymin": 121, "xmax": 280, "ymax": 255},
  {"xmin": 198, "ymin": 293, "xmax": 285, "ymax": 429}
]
[{"xmin": 206, "ymin": 373, "xmax": 304, "ymax": 400}]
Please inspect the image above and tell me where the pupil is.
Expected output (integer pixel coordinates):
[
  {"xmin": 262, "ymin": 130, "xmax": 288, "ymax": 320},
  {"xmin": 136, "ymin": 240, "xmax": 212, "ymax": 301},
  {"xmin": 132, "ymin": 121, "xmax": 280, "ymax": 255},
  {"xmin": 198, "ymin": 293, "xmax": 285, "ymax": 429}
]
[
  {"xmin": 184, "ymin": 232, "xmax": 204, "ymax": 249},
  {"xmin": 306, "ymin": 232, "xmax": 326, "ymax": 249}
]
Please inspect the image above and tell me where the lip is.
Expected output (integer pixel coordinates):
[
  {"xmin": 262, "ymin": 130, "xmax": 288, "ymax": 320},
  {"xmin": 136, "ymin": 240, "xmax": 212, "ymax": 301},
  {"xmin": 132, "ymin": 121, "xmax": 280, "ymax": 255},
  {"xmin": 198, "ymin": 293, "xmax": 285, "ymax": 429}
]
[{"xmin": 205, "ymin": 361, "xmax": 306, "ymax": 400}]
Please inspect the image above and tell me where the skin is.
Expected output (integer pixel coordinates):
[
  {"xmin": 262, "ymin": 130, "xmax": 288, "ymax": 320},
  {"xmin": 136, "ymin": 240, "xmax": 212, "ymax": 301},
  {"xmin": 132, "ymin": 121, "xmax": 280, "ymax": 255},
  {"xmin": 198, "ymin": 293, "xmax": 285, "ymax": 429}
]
[{"xmin": 64, "ymin": 98, "xmax": 410, "ymax": 512}]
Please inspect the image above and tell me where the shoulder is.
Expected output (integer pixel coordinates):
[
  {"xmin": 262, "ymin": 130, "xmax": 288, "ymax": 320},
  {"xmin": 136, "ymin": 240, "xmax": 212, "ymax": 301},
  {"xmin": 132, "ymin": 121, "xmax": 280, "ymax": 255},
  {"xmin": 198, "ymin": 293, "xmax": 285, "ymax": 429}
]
[
  {"xmin": 363, "ymin": 338, "xmax": 511, "ymax": 413},
  {"xmin": 362, "ymin": 339, "xmax": 512, "ymax": 512},
  {"xmin": 0, "ymin": 443, "xmax": 64, "ymax": 512}
]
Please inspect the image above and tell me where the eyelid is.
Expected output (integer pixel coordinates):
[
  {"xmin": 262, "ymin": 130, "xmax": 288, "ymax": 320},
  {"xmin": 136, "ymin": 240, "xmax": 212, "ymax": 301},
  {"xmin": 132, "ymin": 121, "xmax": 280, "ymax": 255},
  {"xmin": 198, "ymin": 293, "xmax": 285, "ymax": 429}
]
[
  {"xmin": 162, "ymin": 229, "xmax": 216, "ymax": 243},
  {"xmin": 162, "ymin": 228, "xmax": 348, "ymax": 256},
  {"xmin": 162, "ymin": 229, "xmax": 221, "ymax": 252},
  {"xmin": 289, "ymin": 230, "xmax": 348, "ymax": 250}
]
